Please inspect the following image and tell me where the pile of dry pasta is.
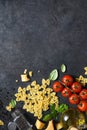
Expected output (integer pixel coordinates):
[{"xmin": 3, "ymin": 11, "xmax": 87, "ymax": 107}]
[{"xmin": 6, "ymin": 70, "xmax": 59, "ymax": 119}]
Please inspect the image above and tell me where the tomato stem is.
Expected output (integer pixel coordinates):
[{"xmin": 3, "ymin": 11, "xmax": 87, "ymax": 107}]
[{"xmin": 59, "ymin": 80, "xmax": 80, "ymax": 98}]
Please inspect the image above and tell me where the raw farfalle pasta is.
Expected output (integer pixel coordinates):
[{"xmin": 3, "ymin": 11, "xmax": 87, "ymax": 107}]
[
  {"xmin": 15, "ymin": 79, "xmax": 59, "ymax": 119},
  {"xmin": 0, "ymin": 120, "xmax": 4, "ymax": 126},
  {"xmin": 76, "ymin": 66, "xmax": 87, "ymax": 86},
  {"xmin": 6, "ymin": 78, "xmax": 59, "ymax": 119}
]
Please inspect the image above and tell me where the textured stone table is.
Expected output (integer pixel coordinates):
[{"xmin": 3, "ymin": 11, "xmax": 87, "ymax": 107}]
[{"xmin": 0, "ymin": 0, "xmax": 87, "ymax": 130}]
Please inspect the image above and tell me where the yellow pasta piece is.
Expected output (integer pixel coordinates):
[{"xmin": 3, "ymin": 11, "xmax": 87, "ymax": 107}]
[
  {"xmin": 24, "ymin": 69, "xmax": 28, "ymax": 74},
  {"xmin": 0, "ymin": 120, "xmax": 4, "ymax": 126},
  {"xmin": 84, "ymin": 67, "xmax": 87, "ymax": 71},
  {"xmin": 29, "ymin": 71, "xmax": 33, "ymax": 77},
  {"xmin": 31, "ymin": 81, "xmax": 37, "ymax": 86},
  {"xmin": 21, "ymin": 74, "xmax": 30, "ymax": 82},
  {"xmin": 85, "ymin": 72, "xmax": 87, "ymax": 75},
  {"xmin": 18, "ymin": 87, "xmax": 23, "ymax": 92},
  {"xmin": 6, "ymin": 106, "xmax": 12, "ymax": 111}
]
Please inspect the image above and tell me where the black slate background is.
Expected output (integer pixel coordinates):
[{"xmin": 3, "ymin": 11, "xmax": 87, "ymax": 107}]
[{"xmin": 0, "ymin": 0, "xmax": 87, "ymax": 130}]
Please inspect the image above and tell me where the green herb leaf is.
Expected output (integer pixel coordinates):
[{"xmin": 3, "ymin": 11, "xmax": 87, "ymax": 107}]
[
  {"xmin": 50, "ymin": 104, "xmax": 57, "ymax": 117},
  {"xmin": 61, "ymin": 64, "xmax": 66, "ymax": 73},
  {"xmin": 50, "ymin": 104, "xmax": 55, "ymax": 111},
  {"xmin": 10, "ymin": 99, "xmax": 16, "ymax": 108},
  {"xmin": 42, "ymin": 114, "xmax": 52, "ymax": 122},
  {"xmin": 51, "ymin": 110, "xmax": 57, "ymax": 117},
  {"xmin": 57, "ymin": 104, "xmax": 68, "ymax": 113},
  {"xmin": 49, "ymin": 69, "xmax": 58, "ymax": 81}
]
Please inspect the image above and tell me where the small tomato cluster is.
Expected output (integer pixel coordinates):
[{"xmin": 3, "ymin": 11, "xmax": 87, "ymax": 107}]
[{"xmin": 52, "ymin": 75, "xmax": 87, "ymax": 112}]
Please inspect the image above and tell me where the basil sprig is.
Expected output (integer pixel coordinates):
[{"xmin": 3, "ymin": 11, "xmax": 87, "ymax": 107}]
[
  {"xmin": 42, "ymin": 104, "xmax": 69, "ymax": 122},
  {"xmin": 57, "ymin": 104, "xmax": 69, "ymax": 113}
]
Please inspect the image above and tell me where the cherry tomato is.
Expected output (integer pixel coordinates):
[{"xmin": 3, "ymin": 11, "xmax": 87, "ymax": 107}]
[
  {"xmin": 62, "ymin": 75, "xmax": 74, "ymax": 87},
  {"xmin": 52, "ymin": 81, "xmax": 64, "ymax": 92},
  {"xmin": 79, "ymin": 89, "xmax": 87, "ymax": 100},
  {"xmin": 69, "ymin": 94, "xmax": 80, "ymax": 104},
  {"xmin": 62, "ymin": 88, "xmax": 72, "ymax": 97},
  {"xmin": 71, "ymin": 82, "xmax": 82, "ymax": 93},
  {"xmin": 77, "ymin": 100, "xmax": 87, "ymax": 112}
]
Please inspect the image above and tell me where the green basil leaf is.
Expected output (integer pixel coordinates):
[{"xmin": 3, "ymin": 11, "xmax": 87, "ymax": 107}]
[
  {"xmin": 42, "ymin": 114, "xmax": 52, "ymax": 122},
  {"xmin": 50, "ymin": 104, "xmax": 55, "ymax": 112},
  {"xmin": 61, "ymin": 64, "xmax": 66, "ymax": 73},
  {"xmin": 49, "ymin": 69, "xmax": 58, "ymax": 81},
  {"xmin": 51, "ymin": 110, "xmax": 57, "ymax": 117},
  {"xmin": 10, "ymin": 99, "xmax": 16, "ymax": 108},
  {"xmin": 57, "ymin": 104, "xmax": 68, "ymax": 113}
]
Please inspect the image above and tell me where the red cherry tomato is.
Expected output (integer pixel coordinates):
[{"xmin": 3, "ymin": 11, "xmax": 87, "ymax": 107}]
[
  {"xmin": 77, "ymin": 100, "xmax": 87, "ymax": 112},
  {"xmin": 62, "ymin": 88, "xmax": 72, "ymax": 97},
  {"xmin": 69, "ymin": 94, "xmax": 80, "ymax": 104},
  {"xmin": 71, "ymin": 82, "xmax": 82, "ymax": 93},
  {"xmin": 52, "ymin": 81, "xmax": 64, "ymax": 92},
  {"xmin": 79, "ymin": 89, "xmax": 87, "ymax": 100},
  {"xmin": 62, "ymin": 75, "xmax": 74, "ymax": 87}
]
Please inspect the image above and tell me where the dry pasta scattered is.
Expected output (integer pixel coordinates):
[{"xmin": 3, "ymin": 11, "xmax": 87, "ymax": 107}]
[
  {"xmin": 6, "ymin": 78, "xmax": 59, "ymax": 119},
  {"xmin": 21, "ymin": 69, "xmax": 33, "ymax": 82},
  {"xmin": 29, "ymin": 71, "xmax": 33, "ymax": 77},
  {"xmin": 0, "ymin": 120, "xmax": 4, "ymax": 126},
  {"xmin": 76, "ymin": 66, "xmax": 87, "ymax": 86},
  {"xmin": 84, "ymin": 67, "xmax": 87, "ymax": 75}
]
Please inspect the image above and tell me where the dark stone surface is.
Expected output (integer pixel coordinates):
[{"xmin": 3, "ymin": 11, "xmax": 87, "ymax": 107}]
[{"xmin": 0, "ymin": 0, "xmax": 87, "ymax": 129}]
